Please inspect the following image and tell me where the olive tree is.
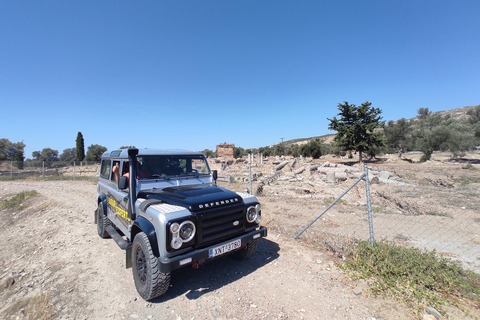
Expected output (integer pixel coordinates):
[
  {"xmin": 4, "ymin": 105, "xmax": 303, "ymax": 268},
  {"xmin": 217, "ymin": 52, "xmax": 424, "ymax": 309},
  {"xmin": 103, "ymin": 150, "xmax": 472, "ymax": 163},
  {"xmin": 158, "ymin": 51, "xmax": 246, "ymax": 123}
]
[
  {"xmin": 85, "ymin": 144, "xmax": 107, "ymax": 162},
  {"xmin": 0, "ymin": 139, "xmax": 26, "ymax": 169},
  {"xmin": 32, "ymin": 148, "xmax": 59, "ymax": 167},
  {"xmin": 383, "ymin": 118, "xmax": 413, "ymax": 159},
  {"xmin": 59, "ymin": 148, "xmax": 76, "ymax": 162}
]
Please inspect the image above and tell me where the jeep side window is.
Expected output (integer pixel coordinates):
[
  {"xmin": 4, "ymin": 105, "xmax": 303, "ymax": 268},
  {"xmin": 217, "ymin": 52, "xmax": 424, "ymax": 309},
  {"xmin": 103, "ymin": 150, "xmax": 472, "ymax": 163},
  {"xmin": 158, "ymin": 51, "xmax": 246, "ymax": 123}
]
[
  {"xmin": 100, "ymin": 160, "xmax": 111, "ymax": 179},
  {"xmin": 112, "ymin": 161, "xmax": 130, "ymax": 184},
  {"xmin": 112, "ymin": 161, "xmax": 120, "ymax": 183},
  {"xmin": 122, "ymin": 162, "xmax": 130, "ymax": 184}
]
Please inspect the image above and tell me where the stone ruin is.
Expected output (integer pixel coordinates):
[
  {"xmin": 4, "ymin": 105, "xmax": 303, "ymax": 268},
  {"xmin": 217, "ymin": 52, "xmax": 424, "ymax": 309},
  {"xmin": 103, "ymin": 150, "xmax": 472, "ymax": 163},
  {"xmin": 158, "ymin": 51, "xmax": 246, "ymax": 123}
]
[{"xmin": 216, "ymin": 143, "xmax": 235, "ymax": 158}]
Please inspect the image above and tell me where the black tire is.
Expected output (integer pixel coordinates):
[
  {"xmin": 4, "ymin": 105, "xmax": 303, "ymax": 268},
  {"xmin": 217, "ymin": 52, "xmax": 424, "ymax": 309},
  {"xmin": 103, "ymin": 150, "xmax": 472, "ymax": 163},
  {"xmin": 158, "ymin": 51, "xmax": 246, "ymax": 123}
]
[
  {"xmin": 132, "ymin": 232, "xmax": 170, "ymax": 300},
  {"xmin": 231, "ymin": 239, "xmax": 258, "ymax": 260},
  {"xmin": 97, "ymin": 202, "xmax": 110, "ymax": 238}
]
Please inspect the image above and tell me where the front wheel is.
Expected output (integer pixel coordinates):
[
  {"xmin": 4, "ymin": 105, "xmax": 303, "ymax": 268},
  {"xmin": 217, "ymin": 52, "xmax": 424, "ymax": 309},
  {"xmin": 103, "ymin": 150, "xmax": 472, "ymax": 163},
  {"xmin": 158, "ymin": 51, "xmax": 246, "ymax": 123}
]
[
  {"xmin": 132, "ymin": 232, "xmax": 170, "ymax": 300},
  {"xmin": 231, "ymin": 239, "xmax": 258, "ymax": 260},
  {"xmin": 96, "ymin": 202, "xmax": 110, "ymax": 238}
]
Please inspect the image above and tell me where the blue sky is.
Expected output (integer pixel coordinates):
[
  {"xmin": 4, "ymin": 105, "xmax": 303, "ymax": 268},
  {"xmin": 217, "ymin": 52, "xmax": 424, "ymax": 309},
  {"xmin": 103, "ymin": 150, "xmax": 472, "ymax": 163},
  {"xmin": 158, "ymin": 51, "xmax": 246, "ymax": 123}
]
[{"xmin": 1, "ymin": 1, "xmax": 479, "ymax": 159}]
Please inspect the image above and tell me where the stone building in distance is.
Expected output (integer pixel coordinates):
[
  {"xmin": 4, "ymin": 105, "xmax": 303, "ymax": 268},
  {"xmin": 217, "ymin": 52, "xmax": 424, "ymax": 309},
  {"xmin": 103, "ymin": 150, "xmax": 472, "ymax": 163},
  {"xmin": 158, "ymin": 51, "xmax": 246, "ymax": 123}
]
[{"xmin": 216, "ymin": 143, "xmax": 235, "ymax": 158}]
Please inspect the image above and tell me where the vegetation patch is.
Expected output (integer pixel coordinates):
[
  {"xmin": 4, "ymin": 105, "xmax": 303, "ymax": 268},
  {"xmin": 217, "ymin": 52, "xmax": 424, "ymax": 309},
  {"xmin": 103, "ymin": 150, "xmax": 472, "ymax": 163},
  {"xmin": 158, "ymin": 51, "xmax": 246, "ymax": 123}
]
[
  {"xmin": 453, "ymin": 175, "xmax": 480, "ymax": 186},
  {"xmin": 0, "ymin": 294, "xmax": 55, "ymax": 320},
  {"xmin": 0, "ymin": 190, "xmax": 38, "ymax": 211},
  {"xmin": 323, "ymin": 196, "xmax": 347, "ymax": 205},
  {"xmin": 338, "ymin": 240, "xmax": 480, "ymax": 314}
]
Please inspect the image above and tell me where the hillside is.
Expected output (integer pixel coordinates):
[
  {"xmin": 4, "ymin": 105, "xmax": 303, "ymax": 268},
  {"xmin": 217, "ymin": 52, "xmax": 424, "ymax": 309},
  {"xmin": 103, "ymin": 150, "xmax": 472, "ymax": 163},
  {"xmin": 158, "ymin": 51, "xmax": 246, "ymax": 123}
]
[
  {"xmin": 277, "ymin": 104, "xmax": 479, "ymax": 147},
  {"xmin": 433, "ymin": 104, "xmax": 479, "ymax": 120}
]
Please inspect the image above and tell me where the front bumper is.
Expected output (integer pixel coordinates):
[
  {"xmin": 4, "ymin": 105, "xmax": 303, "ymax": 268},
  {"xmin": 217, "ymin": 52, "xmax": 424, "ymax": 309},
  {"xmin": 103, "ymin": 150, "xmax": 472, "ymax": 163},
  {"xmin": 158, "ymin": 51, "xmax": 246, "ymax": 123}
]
[{"xmin": 158, "ymin": 226, "xmax": 267, "ymax": 273}]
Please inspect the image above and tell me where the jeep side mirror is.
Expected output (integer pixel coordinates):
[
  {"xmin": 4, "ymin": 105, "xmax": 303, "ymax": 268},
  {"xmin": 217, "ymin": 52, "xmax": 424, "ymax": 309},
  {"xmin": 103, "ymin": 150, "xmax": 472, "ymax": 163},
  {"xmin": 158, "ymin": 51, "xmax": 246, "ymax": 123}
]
[
  {"xmin": 118, "ymin": 176, "xmax": 128, "ymax": 190},
  {"xmin": 212, "ymin": 170, "xmax": 217, "ymax": 183}
]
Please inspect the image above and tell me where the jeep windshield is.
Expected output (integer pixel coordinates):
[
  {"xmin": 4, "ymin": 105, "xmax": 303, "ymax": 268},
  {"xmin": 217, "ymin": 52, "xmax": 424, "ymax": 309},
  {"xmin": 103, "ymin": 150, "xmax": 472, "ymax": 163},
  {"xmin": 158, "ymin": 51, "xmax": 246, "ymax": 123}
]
[{"xmin": 136, "ymin": 155, "xmax": 210, "ymax": 180}]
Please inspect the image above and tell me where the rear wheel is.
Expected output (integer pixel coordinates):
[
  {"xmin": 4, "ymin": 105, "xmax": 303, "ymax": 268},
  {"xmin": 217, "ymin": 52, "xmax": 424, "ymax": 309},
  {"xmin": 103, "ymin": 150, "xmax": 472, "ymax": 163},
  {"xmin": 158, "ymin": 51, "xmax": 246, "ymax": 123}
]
[
  {"xmin": 231, "ymin": 239, "xmax": 258, "ymax": 260},
  {"xmin": 96, "ymin": 202, "xmax": 110, "ymax": 238},
  {"xmin": 132, "ymin": 232, "xmax": 170, "ymax": 300}
]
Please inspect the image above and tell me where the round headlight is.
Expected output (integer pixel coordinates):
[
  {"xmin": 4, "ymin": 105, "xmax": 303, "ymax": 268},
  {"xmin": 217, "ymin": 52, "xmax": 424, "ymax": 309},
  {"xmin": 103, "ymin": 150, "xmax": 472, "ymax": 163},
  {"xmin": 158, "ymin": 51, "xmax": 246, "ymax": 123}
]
[
  {"xmin": 255, "ymin": 204, "xmax": 262, "ymax": 223},
  {"xmin": 170, "ymin": 223, "xmax": 180, "ymax": 233},
  {"xmin": 179, "ymin": 221, "xmax": 195, "ymax": 242},
  {"xmin": 246, "ymin": 206, "xmax": 258, "ymax": 223},
  {"xmin": 171, "ymin": 237, "xmax": 182, "ymax": 249}
]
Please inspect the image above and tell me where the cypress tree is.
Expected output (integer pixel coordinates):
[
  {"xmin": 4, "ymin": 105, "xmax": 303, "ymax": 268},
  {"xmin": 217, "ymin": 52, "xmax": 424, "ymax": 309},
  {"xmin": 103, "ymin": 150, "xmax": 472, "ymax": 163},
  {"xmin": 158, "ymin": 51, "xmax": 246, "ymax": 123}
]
[{"xmin": 76, "ymin": 132, "xmax": 85, "ymax": 162}]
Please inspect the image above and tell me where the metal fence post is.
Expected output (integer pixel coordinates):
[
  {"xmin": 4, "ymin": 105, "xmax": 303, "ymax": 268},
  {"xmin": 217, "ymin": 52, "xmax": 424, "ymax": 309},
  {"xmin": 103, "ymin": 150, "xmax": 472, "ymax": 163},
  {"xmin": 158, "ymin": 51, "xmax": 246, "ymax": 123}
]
[
  {"xmin": 364, "ymin": 164, "xmax": 375, "ymax": 247},
  {"xmin": 42, "ymin": 161, "xmax": 45, "ymax": 178},
  {"xmin": 10, "ymin": 161, "xmax": 13, "ymax": 178},
  {"xmin": 248, "ymin": 159, "xmax": 252, "ymax": 195}
]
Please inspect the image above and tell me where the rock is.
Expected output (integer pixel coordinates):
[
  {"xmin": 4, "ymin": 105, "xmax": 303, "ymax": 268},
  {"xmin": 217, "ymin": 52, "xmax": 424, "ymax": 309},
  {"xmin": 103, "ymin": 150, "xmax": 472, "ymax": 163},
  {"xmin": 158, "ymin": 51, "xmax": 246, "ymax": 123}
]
[
  {"xmin": 1, "ymin": 273, "xmax": 15, "ymax": 289},
  {"xmin": 378, "ymin": 171, "xmax": 392, "ymax": 180},
  {"xmin": 422, "ymin": 314, "xmax": 437, "ymax": 320},
  {"xmin": 275, "ymin": 161, "xmax": 289, "ymax": 171},
  {"xmin": 294, "ymin": 166, "xmax": 306, "ymax": 175},
  {"xmin": 368, "ymin": 176, "xmax": 379, "ymax": 184},
  {"xmin": 326, "ymin": 171, "xmax": 335, "ymax": 183},
  {"xmin": 308, "ymin": 164, "xmax": 321, "ymax": 171},
  {"xmin": 252, "ymin": 182, "xmax": 264, "ymax": 196},
  {"xmin": 426, "ymin": 307, "xmax": 442, "ymax": 319}
]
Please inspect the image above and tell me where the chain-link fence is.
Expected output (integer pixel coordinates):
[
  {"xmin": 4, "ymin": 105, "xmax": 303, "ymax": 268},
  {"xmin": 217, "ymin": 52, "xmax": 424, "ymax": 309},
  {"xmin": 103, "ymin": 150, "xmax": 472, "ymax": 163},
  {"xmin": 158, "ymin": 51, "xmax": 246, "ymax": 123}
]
[
  {"xmin": 2, "ymin": 157, "xmax": 479, "ymax": 274},
  {"xmin": 0, "ymin": 160, "xmax": 100, "ymax": 180},
  {"xmin": 214, "ymin": 159, "xmax": 480, "ymax": 275}
]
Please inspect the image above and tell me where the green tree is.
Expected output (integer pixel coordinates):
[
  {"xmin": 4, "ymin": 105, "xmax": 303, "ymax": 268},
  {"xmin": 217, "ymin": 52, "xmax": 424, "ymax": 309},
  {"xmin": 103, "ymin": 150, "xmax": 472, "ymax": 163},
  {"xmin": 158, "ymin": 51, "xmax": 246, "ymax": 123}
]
[
  {"xmin": 467, "ymin": 105, "xmax": 480, "ymax": 144},
  {"xmin": 59, "ymin": 148, "xmax": 76, "ymax": 162},
  {"xmin": 288, "ymin": 144, "xmax": 301, "ymax": 157},
  {"xmin": 300, "ymin": 139, "xmax": 323, "ymax": 159},
  {"xmin": 258, "ymin": 146, "xmax": 272, "ymax": 157},
  {"xmin": 0, "ymin": 139, "xmax": 26, "ymax": 169},
  {"xmin": 412, "ymin": 109, "xmax": 449, "ymax": 161},
  {"xmin": 328, "ymin": 101, "xmax": 384, "ymax": 163},
  {"xmin": 233, "ymin": 147, "xmax": 245, "ymax": 159},
  {"xmin": 85, "ymin": 144, "xmax": 107, "ymax": 162},
  {"xmin": 76, "ymin": 132, "xmax": 85, "ymax": 162},
  {"xmin": 441, "ymin": 118, "xmax": 476, "ymax": 156},
  {"xmin": 383, "ymin": 118, "xmax": 412, "ymax": 159},
  {"xmin": 273, "ymin": 143, "xmax": 286, "ymax": 157},
  {"xmin": 32, "ymin": 148, "xmax": 59, "ymax": 167},
  {"xmin": 202, "ymin": 149, "xmax": 216, "ymax": 158}
]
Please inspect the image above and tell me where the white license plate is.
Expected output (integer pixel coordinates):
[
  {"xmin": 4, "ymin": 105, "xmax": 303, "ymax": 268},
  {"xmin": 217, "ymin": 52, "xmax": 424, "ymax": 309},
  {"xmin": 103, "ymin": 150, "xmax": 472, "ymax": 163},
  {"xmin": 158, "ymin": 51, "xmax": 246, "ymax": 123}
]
[{"xmin": 209, "ymin": 239, "xmax": 242, "ymax": 258}]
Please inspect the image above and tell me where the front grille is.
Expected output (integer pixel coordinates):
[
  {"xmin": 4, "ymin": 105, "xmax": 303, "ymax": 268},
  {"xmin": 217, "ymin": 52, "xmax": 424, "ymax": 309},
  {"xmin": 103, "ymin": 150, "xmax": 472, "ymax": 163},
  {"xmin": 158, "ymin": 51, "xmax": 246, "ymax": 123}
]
[{"xmin": 195, "ymin": 203, "xmax": 244, "ymax": 247}]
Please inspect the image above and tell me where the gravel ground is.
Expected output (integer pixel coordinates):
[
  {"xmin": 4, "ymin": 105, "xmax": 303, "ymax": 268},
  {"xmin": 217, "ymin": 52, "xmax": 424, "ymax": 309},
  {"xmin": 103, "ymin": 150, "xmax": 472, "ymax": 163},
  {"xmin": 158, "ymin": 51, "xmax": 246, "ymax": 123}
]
[
  {"xmin": 1, "ymin": 151, "xmax": 479, "ymax": 320},
  {"xmin": 0, "ymin": 180, "xmax": 416, "ymax": 320}
]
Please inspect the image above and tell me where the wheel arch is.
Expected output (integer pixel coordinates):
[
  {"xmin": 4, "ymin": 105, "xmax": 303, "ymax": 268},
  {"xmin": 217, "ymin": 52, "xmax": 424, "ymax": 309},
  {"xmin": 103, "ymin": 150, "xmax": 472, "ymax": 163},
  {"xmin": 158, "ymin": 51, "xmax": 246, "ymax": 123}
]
[
  {"xmin": 131, "ymin": 217, "xmax": 160, "ymax": 258},
  {"xmin": 95, "ymin": 193, "xmax": 108, "ymax": 224}
]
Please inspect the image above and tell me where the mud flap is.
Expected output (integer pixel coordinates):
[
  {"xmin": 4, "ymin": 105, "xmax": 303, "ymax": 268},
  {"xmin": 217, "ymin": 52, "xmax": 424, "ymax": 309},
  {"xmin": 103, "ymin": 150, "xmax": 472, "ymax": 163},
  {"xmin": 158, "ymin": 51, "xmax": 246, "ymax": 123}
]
[{"xmin": 126, "ymin": 242, "xmax": 132, "ymax": 269}]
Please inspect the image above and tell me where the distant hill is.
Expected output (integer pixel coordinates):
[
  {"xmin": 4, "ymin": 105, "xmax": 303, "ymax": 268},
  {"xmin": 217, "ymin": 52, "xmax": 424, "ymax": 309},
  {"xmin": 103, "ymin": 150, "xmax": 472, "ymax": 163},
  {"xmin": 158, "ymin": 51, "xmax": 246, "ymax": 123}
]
[
  {"xmin": 431, "ymin": 104, "xmax": 479, "ymax": 120},
  {"xmin": 275, "ymin": 104, "xmax": 479, "ymax": 147},
  {"xmin": 278, "ymin": 134, "xmax": 336, "ymax": 146}
]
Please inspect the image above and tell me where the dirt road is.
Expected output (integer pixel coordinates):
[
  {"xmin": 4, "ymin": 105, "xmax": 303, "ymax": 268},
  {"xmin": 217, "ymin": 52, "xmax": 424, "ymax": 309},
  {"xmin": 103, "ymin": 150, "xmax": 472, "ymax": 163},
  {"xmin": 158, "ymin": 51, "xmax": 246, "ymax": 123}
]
[{"xmin": 0, "ymin": 180, "xmax": 417, "ymax": 320}]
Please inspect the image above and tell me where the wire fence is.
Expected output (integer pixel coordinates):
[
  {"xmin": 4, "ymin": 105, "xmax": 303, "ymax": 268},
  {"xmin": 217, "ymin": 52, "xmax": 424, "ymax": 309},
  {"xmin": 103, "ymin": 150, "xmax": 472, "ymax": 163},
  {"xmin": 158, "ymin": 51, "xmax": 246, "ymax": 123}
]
[
  {"xmin": 0, "ymin": 160, "xmax": 100, "ymax": 180},
  {"xmin": 215, "ymin": 160, "xmax": 480, "ymax": 275},
  {"xmin": 2, "ymin": 158, "xmax": 479, "ymax": 274}
]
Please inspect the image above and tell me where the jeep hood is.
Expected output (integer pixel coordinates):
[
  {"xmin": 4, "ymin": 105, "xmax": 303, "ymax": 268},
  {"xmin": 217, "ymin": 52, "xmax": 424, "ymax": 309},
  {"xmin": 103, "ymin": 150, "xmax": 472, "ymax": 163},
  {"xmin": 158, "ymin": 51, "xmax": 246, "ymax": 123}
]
[{"xmin": 138, "ymin": 184, "xmax": 244, "ymax": 212}]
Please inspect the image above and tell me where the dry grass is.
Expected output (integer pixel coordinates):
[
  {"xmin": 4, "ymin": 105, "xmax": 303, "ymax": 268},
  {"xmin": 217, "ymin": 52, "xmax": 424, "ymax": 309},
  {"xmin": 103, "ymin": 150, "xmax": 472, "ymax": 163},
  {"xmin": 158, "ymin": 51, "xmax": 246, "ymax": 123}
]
[{"xmin": 0, "ymin": 294, "xmax": 55, "ymax": 320}]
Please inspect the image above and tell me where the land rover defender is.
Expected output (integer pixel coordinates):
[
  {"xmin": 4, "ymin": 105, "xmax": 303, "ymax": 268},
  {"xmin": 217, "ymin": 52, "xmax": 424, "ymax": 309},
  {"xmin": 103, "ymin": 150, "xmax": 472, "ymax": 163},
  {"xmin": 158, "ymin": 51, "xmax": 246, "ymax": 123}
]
[{"xmin": 95, "ymin": 148, "xmax": 267, "ymax": 300}]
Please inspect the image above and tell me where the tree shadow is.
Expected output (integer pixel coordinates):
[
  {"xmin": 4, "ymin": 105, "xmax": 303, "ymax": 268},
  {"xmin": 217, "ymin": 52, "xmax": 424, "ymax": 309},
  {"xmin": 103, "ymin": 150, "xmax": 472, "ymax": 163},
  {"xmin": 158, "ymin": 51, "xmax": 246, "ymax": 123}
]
[
  {"xmin": 151, "ymin": 238, "xmax": 280, "ymax": 303},
  {"xmin": 447, "ymin": 158, "xmax": 480, "ymax": 164}
]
